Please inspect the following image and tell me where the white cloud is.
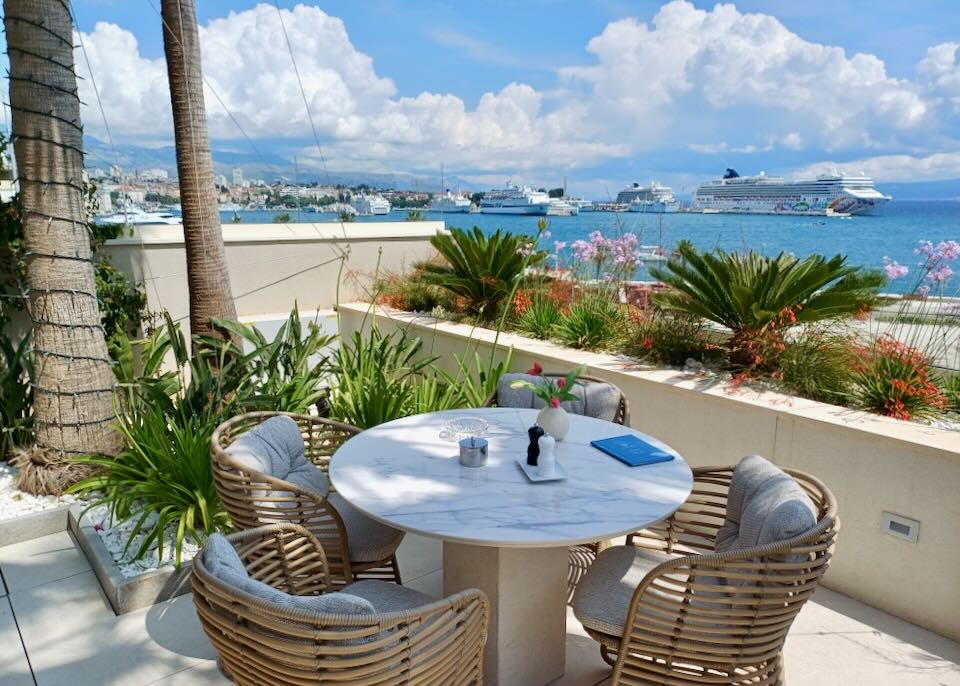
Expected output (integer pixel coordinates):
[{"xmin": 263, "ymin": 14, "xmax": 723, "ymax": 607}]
[
  {"xmin": 793, "ymin": 152, "xmax": 960, "ymax": 182},
  {"xmin": 71, "ymin": 1, "xmax": 958, "ymax": 179}
]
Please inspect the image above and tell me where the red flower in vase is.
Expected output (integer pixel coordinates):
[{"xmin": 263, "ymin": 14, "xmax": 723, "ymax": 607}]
[
  {"xmin": 550, "ymin": 396, "xmax": 561, "ymax": 408},
  {"xmin": 527, "ymin": 362, "xmax": 543, "ymax": 376}
]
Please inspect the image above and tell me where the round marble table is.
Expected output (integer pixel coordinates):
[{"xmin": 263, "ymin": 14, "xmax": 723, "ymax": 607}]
[{"xmin": 329, "ymin": 408, "xmax": 693, "ymax": 686}]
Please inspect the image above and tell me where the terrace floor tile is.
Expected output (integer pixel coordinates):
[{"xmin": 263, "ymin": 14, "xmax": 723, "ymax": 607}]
[{"xmin": 0, "ymin": 530, "xmax": 90, "ymax": 593}]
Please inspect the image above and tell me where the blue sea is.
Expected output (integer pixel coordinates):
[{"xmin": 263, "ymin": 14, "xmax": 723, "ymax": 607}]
[{"xmin": 221, "ymin": 201, "xmax": 959, "ymax": 294}]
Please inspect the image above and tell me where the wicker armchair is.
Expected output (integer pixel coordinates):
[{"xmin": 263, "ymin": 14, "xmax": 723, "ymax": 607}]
[
  {"xmin": 193, "ymin": 524, "xmax": 489, "ymax": 686},
  {"xmin": 211, "ymin": 411, "xmax": 402, "ymax": 585},
  {"xmin": 483, "ymin": 373, "xmax": 630, "ymax": 426},
  {"xmin": 572, "ymin": 465, "xmax": 839, "ymax": 685}
]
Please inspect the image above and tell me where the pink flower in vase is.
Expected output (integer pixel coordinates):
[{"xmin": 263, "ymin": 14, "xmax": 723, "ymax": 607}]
[
  {"xmin": 550, "ymin": 396, "xmax": 561, "ymax": 408},
  {"xmin": 527, "ymin": 362, "xmax": 543, "ymax": 376},
  {"xmin": 556, "ymin": 378, "xmax": 566, "ymax": 389}
]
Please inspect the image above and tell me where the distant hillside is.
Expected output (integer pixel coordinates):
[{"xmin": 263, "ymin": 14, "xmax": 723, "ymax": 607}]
[
  {"xmin": 82, "ymin": 136, "xmax": 474, "ymax": 191},
  {"xmin": 878, "ymin": 179, "xmax": 960, "ymax": 201}
]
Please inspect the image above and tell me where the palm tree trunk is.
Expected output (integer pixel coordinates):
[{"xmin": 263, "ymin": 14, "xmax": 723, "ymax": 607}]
[
  {"xmin": 161, "ymin": 0, "xmax": 237, "ymax": 342},
  {"xmin": 4, "ymin": 0, "xmax": 121, "ymax": 462}
]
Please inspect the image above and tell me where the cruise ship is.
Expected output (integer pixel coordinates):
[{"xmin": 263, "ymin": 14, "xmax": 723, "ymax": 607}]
[
  {"xmin": 693, "ymin": 169, "xmax": 891, "ymax": 216},
  {"xmin": 479, "ymin": 184, "xmax": 550, "ymax": 215},
  {"xmin": 618, "ymin": 182, "xmax": 680, "ymax": 213},
  {"xmin": 350, "ymin": 193, "xmax": 391, "ymax": 215},
  {"xmin": 428, "ymin": 191, "xmax": 471, "ymax": 213}
]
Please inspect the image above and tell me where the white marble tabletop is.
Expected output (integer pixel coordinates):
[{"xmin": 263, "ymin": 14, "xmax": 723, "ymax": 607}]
[{"xmin": 329, "ymin": 408, "xmax": 694, "ymax": 548}]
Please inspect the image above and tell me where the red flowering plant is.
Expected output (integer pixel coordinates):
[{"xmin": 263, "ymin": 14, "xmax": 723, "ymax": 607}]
[
  {"xmin": 511, "ymin": 363, "xmax": 585, "ymax": 408},
  {"xmin": 853, "ymin": 335, "xmax": 946, "ymax": 420}
]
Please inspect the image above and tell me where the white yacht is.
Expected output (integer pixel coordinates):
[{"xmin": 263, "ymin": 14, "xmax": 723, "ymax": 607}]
[
  {"xmin": 479, "ymin": 184, "xmax": 550, "ymax": 215},
  {"xmin": 350, "ymin": 193, "xmax": 391, "ymax": 215},
  {"xmin": 693, "ymin": 169, "xmax": 891, "ymax": 216},
  {"xmin": 94, "ymin": 207, "xmax": 182, "ymax": 225},
  {"xmin": 568, "ymin": 198, "xmax": 594, "ymax": 212},
  {"xmin": 547, "ymin": 199, "xmax": 579, "ymax": 216},
  {"xmin": 619, "ymin": 182, "xmax": 680, "ymax": 213},
  {"xmin": 428, "ymin": 191, "xmax": 472, "ymax": 213}
]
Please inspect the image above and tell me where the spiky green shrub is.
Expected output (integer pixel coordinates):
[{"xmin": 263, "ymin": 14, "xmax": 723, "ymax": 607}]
[
  {"xmin": 419, "ymin": 227, "xmax": 545, "ymax": 319},
  {"xmin": 623, "ymin": 310, "xmax": 724, "ymax": 367},
  {"xmin": 852, "ymin": 335, "xmax": 946, "ymax": 420},
  {"xmin": 553, "ymin": 297, "xmax": 625, "ymax": 350},
  {"xmin": 941, "ymin": 375, "xmax": 960, "ymax": 413},
  {"xmin": 517, "ymin": 296, "xmax": 563, "ymax": 339},
  {"xmin": 775, "ymin": 328, "xmax": 857, "ymax": 405},
  {"xmin": 650, "ymin": 241, "xmax": 884, "ymax": 365}
]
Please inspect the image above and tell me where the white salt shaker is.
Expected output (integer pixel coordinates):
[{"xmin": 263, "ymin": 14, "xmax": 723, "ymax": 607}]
[{"xmin": 538, "ymin": 434, "xmax": 556, "ymax": 477}]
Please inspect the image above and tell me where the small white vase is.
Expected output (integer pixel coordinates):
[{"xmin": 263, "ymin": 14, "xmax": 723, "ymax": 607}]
[{"xmin": 536, "ymin": 406, "xmax": 570, "ymax": 441}]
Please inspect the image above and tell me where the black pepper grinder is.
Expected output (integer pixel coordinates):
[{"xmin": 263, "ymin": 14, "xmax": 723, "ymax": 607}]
[{"xmin": 527, "ymin": 425, "xmax": 545, "ymax": 466}]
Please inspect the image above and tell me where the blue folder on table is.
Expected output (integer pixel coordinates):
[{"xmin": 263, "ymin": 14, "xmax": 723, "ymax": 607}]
[{"xmin": 591, "ymin": 435, "xmax": 675, "ymax": 467}]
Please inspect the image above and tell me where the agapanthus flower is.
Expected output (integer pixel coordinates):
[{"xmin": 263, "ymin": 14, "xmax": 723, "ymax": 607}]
[{"xmin": 882, "ymin": 257, "xmax": 909, "ymax": 280}]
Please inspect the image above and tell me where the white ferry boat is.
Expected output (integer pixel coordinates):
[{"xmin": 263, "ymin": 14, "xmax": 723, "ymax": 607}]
[
  {"xmin": 428, "ymin": 191, "xmax": 471, "ymax": 213},
  {"xmin": 94, "ymin": 207, "xmax": 182, "ymax": 225},
  {"xmin": 350, "ymin": 193, "xmax": 391, "ymax": 215},
  {"xmin": 568, "ymin": 198, "xmax": 594, "ymax": 212},
  {"xmin": 618, "ymin": 182, "xmax": 680, "ymax": 213},
  {"xmin": 480, "ymin": 184, "xmax": 550, "ymax": 215},
  {"xmin": 693, "ymin": 169, "xmax": 891, "ymax": 216},
  {"xmin": 547, "ymin": 199, "xmax": 579, "ymax": 216}
]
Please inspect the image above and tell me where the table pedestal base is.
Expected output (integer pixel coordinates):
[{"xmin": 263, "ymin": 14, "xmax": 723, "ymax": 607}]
[{"xmin": 443, "ymin": 542, "xmax": 568, "ymax": 686}]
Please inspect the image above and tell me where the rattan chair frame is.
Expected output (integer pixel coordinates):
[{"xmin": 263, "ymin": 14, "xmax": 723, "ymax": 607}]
[
  {"xmin": 585, "ymin": 465, "xmax": 839, "ymax": 685},
  {"xmin": 192, "ymin": 523, "xmax": 489, "ymax": 686},
  {"xmin": 211, "ymin": 411, "xmax": 401, "ymax": 585},
  {"xmin": 483, "ymin": 373, "xmax": 631, "ymax": 427}
]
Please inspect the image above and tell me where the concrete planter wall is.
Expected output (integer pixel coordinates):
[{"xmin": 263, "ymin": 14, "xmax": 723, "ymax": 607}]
[{"xmin": 340, "ymin": 302, "xmax": 960, "ymax": 642}]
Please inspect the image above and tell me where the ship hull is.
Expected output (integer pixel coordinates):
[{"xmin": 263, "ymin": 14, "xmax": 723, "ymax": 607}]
[{"xmin": 480, "ymin": 204, "xmax": 550, "ymax": 215}]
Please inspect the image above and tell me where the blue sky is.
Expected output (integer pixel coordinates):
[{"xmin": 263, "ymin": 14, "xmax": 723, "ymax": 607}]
[{"xmin": 40, "ymin": 2, "xmax": 960, "ymax": 192}]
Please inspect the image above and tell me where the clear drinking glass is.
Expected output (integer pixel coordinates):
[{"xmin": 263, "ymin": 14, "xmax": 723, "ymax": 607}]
[{"xmin": 439, "ymin": 416, "xmax": 489, "ymax": 442}]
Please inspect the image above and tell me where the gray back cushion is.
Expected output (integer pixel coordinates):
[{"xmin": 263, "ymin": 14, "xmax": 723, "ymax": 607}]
[
  {"xmin": 226, "ymin": 415, "xmax": 329, "ymax": 495},
  {"xmin": 203, "ymin": 533, "xmax": 375, "ymax": 615},
  {"xmin": 496, "ymin": 373, "xmax": 622, "ymax": 422},
  {"xmin": 715, "ymin": 454, "xmax": 816, "ymax": 553}
]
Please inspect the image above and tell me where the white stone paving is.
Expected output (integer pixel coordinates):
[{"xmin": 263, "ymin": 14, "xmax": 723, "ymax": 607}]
[{"xmin": 0, "ymin": 530, "xmax": 957, "ymax": 686}]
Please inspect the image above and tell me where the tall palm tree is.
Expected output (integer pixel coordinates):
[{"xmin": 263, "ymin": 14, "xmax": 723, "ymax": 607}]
[
  {"xmin": 4, "ymin": 0, "xmax": 121, "ymax": 471},
  {"xmin": 161, "ymin": 0, "xmax": 237, "ymax": 342}
]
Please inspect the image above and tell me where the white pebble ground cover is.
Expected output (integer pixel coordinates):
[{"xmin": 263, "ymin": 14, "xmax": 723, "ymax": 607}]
[
  {"xmin": 0, "ymin": 462, "xmax": 77, "ymax": 519},
  {"xmin": 83, "ymin": 503, "xmax": 200, "ymax": 578}
]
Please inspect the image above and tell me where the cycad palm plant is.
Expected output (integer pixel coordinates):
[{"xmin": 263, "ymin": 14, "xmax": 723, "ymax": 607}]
[
  {"xmin": 419, "ymin": 227, "xmax": 545, "ymax": 319},
  {"xmin": 650, "ymin": 240, "xmax": 884, "ymax": 366}
]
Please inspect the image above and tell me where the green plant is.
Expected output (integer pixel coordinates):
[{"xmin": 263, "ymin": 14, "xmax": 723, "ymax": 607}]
[
  {"xmin": 775, "ymin": 328, "xmax": 857, "ymax": 405},
  {"xmin": 377, "ymin": 274, "xmax": 457, "ymax": 314},
  {"xmin": 273, "ymin": 212, "xmax": 291, "ymax": 223},
  {"xmin": 213, "ymin": 306, "xmax": 334, "ymax": 413},
  {"xmin": 339, "ymin": 210, "xmax": 355, "ymax": 223},
  {"xmin": 327, "ymin": 327, "xmax": 438, "ymax": 428},
  {"xmin": 650, "ymin": 241, "xmax": 884, "ymax": 365},
  {"xmin": 405, "ymin": 209, "xmax": 424, "ymax": 222},
  {"xmin": 70, "ymin": 400, "xmax": 229, "ymax": 567},
  {"xmin": 435, "ymin": 348, "xmax": 515, "ymax": 408},
  {"xmin": 941, "ymin": 375, "xmax": 960, "ymax": 413},
  {"xmin": 852, "ymin": 335, "xmax": 946, "ymax": 420},
  {"xmin": 623, "ymin": 310, "xmax": 723, "ymax": 367},
  {"xmin": 0, "ymin": 320, "xmax": 32, "ymax": 460},
  {"xmin": 69, "ymin": 314, "xmax": 244, "ymax": 565},
  {"xmin": 420, "ymin": 226, "xmax": 545, "ymax": 319},
  {"xmin": 517, "ymin": 296, "xmax": 563, "ymax": 339},
  {"xmin": 510, "ymin": 363, "xmax": 584, "ymax": 407},
  {"xmin": 553, "ymin": 297, "xmax": 625, "ymax": 350}
]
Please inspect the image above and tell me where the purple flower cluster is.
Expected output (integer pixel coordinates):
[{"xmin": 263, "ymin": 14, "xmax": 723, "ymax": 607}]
[
  {"xmin": 914, "ymin": 239, "xmax": 959, "ymax": 289},
  {"xmin": 568, "ymin": 231, "xmax": 644, "ymax": 279},
  {"xmin": 882, "ymin": 257, "xmax": 909, "ymax": 280}
]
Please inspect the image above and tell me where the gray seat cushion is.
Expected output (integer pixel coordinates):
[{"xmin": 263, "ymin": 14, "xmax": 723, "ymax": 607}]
[
  {"xmin": 496, "ymin": 373, "xmax": 622, "ymax": 422},
  {"xmin": 328, "ymin": 492, "xmax": 405, "ymax": 563},
  {"xmin": 202, "ymin": 533, "xmax": 376, "ymax": 615},
  {"xmin": 715, "ymin": 455, "xmax": 816, "ymax": 554},
  {"xmin": 226, "ymin": 415, "xmax": 330, "ymax": 495},
  {"xmin": 345, "ymin": 579, "xmax": 437, "ymax": 613},
  {"xmin": 572, "ymin": 545, "xmax": 679, "ymax": 637}
]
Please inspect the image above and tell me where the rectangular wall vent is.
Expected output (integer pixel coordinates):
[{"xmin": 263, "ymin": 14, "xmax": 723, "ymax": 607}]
[{"xmin": 882, "ymin": 512, "xmax": 920, "ymax": 543}]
